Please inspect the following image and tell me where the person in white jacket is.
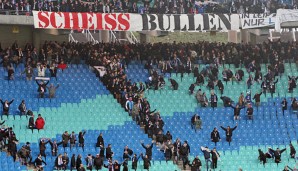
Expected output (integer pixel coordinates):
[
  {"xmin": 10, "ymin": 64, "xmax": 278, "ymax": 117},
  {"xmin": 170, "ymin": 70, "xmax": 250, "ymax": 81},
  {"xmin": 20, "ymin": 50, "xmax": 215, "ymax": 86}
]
[{"xmin": 37, "ymin": 64, "xmax": 46, "ymax": 77}]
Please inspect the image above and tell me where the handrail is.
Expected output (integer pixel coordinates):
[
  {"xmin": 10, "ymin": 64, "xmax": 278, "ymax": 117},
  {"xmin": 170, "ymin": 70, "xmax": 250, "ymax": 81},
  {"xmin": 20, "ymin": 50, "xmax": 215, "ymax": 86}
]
[
  {"xmin": 86, "ymin": 29, "xmax": 98, "ymax": 44},
  {"xmin": 68, "ymin": 32, "xmax": 77, "ymax": 43},
  {"xmin": 109, "ymin": 30, "xmax": 118, "ymax": 43},
  {"xmin": 128, "ymin": 31, "xmax": 139, "ymax": 44}
]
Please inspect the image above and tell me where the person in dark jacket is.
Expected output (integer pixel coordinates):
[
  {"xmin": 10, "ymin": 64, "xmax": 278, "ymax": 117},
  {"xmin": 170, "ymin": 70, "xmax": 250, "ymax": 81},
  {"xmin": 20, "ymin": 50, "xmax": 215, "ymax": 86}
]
[
  {"xmin": 0, "ymin": 99, "xmax": 14, "ymax": 115},
  {"xmin": 288, "ymin": 76, "xmax": 298, "ymax": 92},
  {"xmin": 220, "ymin": 123, "xmax": 238, "ymax": 146},
  {"xmin": 253, "ymin": 92, "xmax": 262, "ymax": 107},
  {"xmin": 96, "ymin": 133, "xmax": 104, "ymax": 147},
  {"xmin": 246, "ymin": 103, "xmax": 254, "ymax": 120},
  {"xmin": 220, "ymin": 96, "xmax": 233, "ymax": 107},
  {"xmin": 211, "ymin": 127, "xmax": 221, "ymax": 146},
  {"xmin": 269, "ymin": 79, "xmax": 278, "ymax": 98},
  {"xmin": 269, "ymin": 148, "xmax": 286, "ymax": 163},
  {"xmin": 76, "ymin": 154, "xmax": 82, "ymax": 170},
  {"xmin": 62, "ymin": 131, "xmax": 71, "ymax": 147},
  {"xmin": 70, "ymin": 154, "xmax": 76, "ymax": 171},
  {"xmin": 18, "ymin": 100, "xmax": 27, "ymax": 115},
  {"xmin": 230, "ymin": 104, "xmax": 245, "ymax": 120},
  {"xmin": 169, "ymin": 78, "xmax": 178, "ymax": 90},
  {"xmin": 132, "ymin": 154, "xmax": 140, "ymax": 171},
  {"xmin": 190, "ymin": 156, "xmax": 202, "ymax": 171},
  {"xmin": 210, "ymin": 92, "xmax": 218, "ymax": 108},
  {"xmin": 201, "ymin": 146, "xmax": 212, "ymax": 171},
  {"xmin": 39, "ymin": 138, "xmax": 50, "ymax": 160},
  {"xmin": 49, "ymin": 139, "xmax": 60, "ymax": 156},
  {"xmin": 180, "ymin": 142, "xmax": 190, "ymax": 169},
  {"xmin": 211, "ymin": 148, "xmax": 220, "ymax": 169},
  {"xmin": 34, "ymin": 154, "xmax": 47, "ymax": 170},
  {"xmin": 78, "ymin": 131, "xmax": 86, "ymax": 148},
  {"xmin": 217, "ymin": 80, "xmax": 224, "ymax": 94},
  {"xmin": 94, "ymin": 154, "xmax": 103, "ymax": 171},
  {"xmin": 106, "ymin": 144, "xmax": 113, "ymax": 160},
  {"xmin": 62, "ymin": 152, "xmax": 69, "ymax": 169},
  {"xmin": 36, "ymin": 80, "xmax": 49, "ymax": 98},
  {"xmin": 281, "ymin": 98, "xmax": 288, "ymax": 115},
  {"xmin": 28, "ymin": 114, "xmax": 35, "ymax": 130},
  {"xmin": 189, "ymin": 84, "xmax": 195, "ymax": 95},
  {"xmin": 141, "ymin": 154, "xmax": 151, "ymax": 170},
  {"xmin": 289, "ymin": 143, "xmax": 296, "ymax": 159},
  {"xmin": 141, "ymin": 141, "xmax": 153, "ymax": 160},
  {"xmin": 123, "ymin": 145, "xmax": 133, "ymax": 160},
  {"xmin": 258, "ymin": 149, "xmax": 267, "ymax": 165}
]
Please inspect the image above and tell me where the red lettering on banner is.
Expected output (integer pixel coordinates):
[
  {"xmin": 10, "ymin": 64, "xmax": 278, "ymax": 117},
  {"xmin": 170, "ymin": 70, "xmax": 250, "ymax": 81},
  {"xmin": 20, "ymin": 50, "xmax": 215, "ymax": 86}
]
[
  {"xmin": 104, "ymin": 14, "xmax": 117, "ymax": 30},
  {"xmin": 87, "ymin": 13, "xmax": 95, "ymax": 30},
  {"xmin": 64, "ymin": 12, "xmax": 71, "ymax": 29},
  {"xmin": 38, "ymin": 11, "xmax": 49, "ymax": 28},
  {"xmin": 95, "ymin": 13, "xmax": 103, "ymax": 30},
  {"xmin": 118, "ymin": 13, "xmax": 130, "ymax": 30},
  {"xmin": 50, "ymin": 12, "xmax": 63, "ymax": 28},
  {"xmin": 71, "ymin": 13, "xmax": 79, "ymax": 30}
]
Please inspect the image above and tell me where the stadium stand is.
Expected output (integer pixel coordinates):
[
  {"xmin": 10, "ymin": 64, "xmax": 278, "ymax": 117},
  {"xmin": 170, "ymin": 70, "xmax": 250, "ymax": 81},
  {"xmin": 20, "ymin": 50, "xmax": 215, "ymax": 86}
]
[{"xmin": 0, "ymin": 39, "xmax": 298, "ymax": 171}]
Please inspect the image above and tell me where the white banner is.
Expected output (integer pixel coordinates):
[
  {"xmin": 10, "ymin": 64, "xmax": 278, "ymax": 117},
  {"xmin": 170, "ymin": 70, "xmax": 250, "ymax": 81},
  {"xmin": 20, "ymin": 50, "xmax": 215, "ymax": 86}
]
[
  {"xmin": 275, "ymin": 9, "xmax": 298, "ymax": 31},
  {"xmin": 32, "ymin": 11, "xmax": 240, "ymax": 32},
  {"xmin": 241, "ymin": 13, "xmax": 276, "ymax": 29}
]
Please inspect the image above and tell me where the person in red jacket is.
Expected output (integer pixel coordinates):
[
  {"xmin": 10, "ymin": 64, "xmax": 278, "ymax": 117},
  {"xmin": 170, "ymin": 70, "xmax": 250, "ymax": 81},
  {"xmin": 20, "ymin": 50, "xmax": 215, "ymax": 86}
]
[{"xmin": 35, "ymin": 114, "xmax": 45, "ymax": 130}]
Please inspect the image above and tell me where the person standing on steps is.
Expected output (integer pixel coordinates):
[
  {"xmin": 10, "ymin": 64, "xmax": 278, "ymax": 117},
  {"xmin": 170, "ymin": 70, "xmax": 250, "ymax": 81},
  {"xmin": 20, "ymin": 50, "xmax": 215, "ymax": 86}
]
[
  {"xmin": 211, "ymin": 147, "xmax": 220, "ymax": 169},
  {"xmin": 141, "ymin": 140, "xmax": 153, "ymax": 160},
  {"xmin": 0, "ymin": 98, "xmax": 14, "ymax": 116},
  {"xmin": 220, "ymin": 123, "xmax": 238, "ymax": 146},
  {"xmin": 201, "ymin": 146, "xmax": 212, "ymax": 171},
  {"xmin": 211, "ymin": 127, "xmax": 221, "ymax": 146}
]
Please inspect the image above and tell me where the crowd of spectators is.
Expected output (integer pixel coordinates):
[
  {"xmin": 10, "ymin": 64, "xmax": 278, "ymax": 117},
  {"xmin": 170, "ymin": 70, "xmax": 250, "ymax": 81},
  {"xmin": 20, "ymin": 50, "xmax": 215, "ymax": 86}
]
[
  {"xmin": 1, "ymin": 38, "xmax": 298, "ymax": 171},
  {"xmin": 0, "ymin": 0, "xmax": 297, "ymax": 15}
]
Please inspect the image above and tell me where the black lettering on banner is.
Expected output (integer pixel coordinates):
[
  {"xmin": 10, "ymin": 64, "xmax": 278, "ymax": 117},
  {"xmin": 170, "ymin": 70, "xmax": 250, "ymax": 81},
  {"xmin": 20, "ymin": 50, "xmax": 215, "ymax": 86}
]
[
  {"xmin": 158, "ymin": 14, "xmax": 171, "ymax": 31},
  {"xmin": 186, "ymin": 14, "xmax": 195, "ymax": 31},
  {"xmin": 218, "ymin": 14, "xmax": 231, "ymax": 30},
  {"xmin": 142, "ymin": 14, "xmax": 157, "ymax": 30},
  {"xmin": 173, "ymin": 15, "xmax": 181, "ymax": 31},
  {"xmin": 201, "ymin": 14, "xmax": 209, "ymax": 31},
  {"xmin": 258, "ymin": 19, "xmax": 264, "ymax": 26},
  {"xmin": 243, "ymin": 19, "xmax": 250, "ymax": 27},
  {"xmin": 208, "ymin": 14, "xmax": 217, "ymax": 30}
]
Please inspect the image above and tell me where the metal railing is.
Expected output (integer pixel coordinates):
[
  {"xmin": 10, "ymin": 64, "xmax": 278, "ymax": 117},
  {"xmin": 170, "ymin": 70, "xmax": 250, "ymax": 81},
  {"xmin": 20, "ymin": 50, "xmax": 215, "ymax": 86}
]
[
  {"xmin": 127, "ymin": 31, "xmax": 139, "ymax": 44},
  {"xmin": 85, "ymin": 29, "xmax": 98, "ymax": 44},
  {"xmin": 109, "ymin": 30, "xmax": 118, "ymax": 43},
  {"xmin": 68, "ymin": 31, "xmax": 78, "ymax": 43}
]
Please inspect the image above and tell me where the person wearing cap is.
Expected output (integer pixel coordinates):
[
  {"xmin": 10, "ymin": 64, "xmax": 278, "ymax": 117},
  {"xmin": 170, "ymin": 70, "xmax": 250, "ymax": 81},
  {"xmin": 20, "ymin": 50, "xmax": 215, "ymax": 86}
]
[
  {"xmin": 94, "ymin": 154, "xmax": 103, "ymax": 171},
  {"xmin": 35, "ymin": 114, "xmax": 45, "ymax": 130},
  {"xmin": 246, "ymin": 103, "xmax": 254, "ymax": 120},
  {"xmin": 201, "ymin": 146, "xmax": 212, "ymax": 171},
  {"xmin": 220, "ymin": 123, "xmax": 238, "ymax": 146},
  {"xmin": 123, "ymin": 145, "xmax": 133, "ymax": 160}
]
